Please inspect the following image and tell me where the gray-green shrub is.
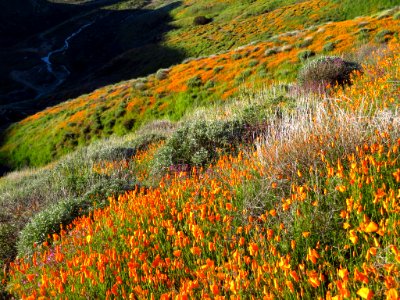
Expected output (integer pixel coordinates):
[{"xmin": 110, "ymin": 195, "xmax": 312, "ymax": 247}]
[
  {"xmin": 187, "ymin": 75, "xmax": 203, "ymax": 88},
  {"xmin": 152, "ymin": 119, "xmax": 245, "ymax": 173},
  {"xmin": 375, "ymin": 29, "xmax": 394, "ymax": 43},
  {"xmin": 323, "ymin": 42, "xmax": 335, "ymax": 52},
  {"xmin": 297, "ymin": 50, "xmax": 316, "ymax": 61},
  {"xmin": 298, "ymin": 56, "xmax": 362, "ymax": 91}
]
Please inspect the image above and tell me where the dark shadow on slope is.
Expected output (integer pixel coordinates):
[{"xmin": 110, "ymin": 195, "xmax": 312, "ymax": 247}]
[
  {"xmin": 0, "ymin": 0, "xmax": 184, "ymax": 174},
  {"xmin": 0, "ymin": 0, "xmax": 184, "ymax": 128}
]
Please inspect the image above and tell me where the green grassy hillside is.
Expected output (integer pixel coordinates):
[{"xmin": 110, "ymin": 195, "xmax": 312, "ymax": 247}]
[
  {"xmin": 1, "ymin": 5, "xmax": 399, "ymax": 169},
  {"xmin": 0, "ymin": 1, "xmax": 399, "ymax": 298},
  {"xmin": 1, "ymin": 0, "xmax": 398, "ymax": 126},
  {"xmin": 1, "ymin": 40, "xmax": 399, "ymax": 299}
]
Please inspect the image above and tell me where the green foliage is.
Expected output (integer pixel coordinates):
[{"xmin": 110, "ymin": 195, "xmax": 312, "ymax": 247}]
[
  {"xmin": 93, "ymin": 133, "xmax": 166, "ymax": 162},
  {"xmin": 155, "ymin": 69, "xmax": 169, "ymax": 80},
  {"xmin": 193, "ymin": 16, "xmax": 212, "ymax": 25},
  {"xmin": 152, "ymin": 119, "xmax": 245, "ymax": 173},
  {"xmin": 17, "ymin": 197, "xmax": 92, "ymax": 256},
  {"xmin": 232, "ymin": 53, "xmax": 243, "ymax": 60},
  {"xmin": 298, "ymin": 56, "xmax": 362, "ymax": 90},
  {"xmin": 248, "ymin": 59, "xmax": 259, "ymax": 67},
  {"xmin": 0, "ymin": 224, "xmax": 17, "ymax": 264},
  {"xmin": 296, "ymin": 37, "xmax": 313, "ymax": 48},
  {"xmin": 357, "ymin": 28, "xmax": 370, "ymax": 43},
  {"xmin": 375, "ymin": 29, "xmax": 394, "ymax": 43},
  {"xmin": 187, "ymin": 75, "xmax": 203, "ymax": 88},
  {"xmin": 235, "ymin": 69, "xmax": 252, "ymax": 83},
  {"xmin": 322, "ymin": 41, "xmax": 335, "ymax": 52},
  {"xmin": 394, "ymin": 11, "xmax": 400, "ymax": 20},
  {"xmin": 213, "ymin": 66, "xmax": 224, "ymax": 73},
  {"xmin": 264, "ymin": 47, "xmax": 278, "ymax": 56},
  {"xmin": 297, "ymin": 50, "xmax": 316, "ymax": 61}
]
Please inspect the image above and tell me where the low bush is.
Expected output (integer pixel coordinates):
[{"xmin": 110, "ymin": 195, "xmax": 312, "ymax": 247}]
[
  {"xmin": 92, "ymin": 134, "xmax": 165, "ymax": 161},
  {"xmin": 17, "ymin": 197, "xmax": 93, "ymax": 256},
  {"xmin": 375, "ymin": 29, "xmax": 394, "ymax": 43},
  {"xmin": 298, "ymin": 56, "xmax": 362, "ymax": 91},
  {"xmin": 193, "ymin": 16, "xmax": 212, "ymax": 26},
  {"xmin": 296, "ymin": 37, "xmax": 313, "ymax": 48},
  {"xmin": 297, "ymin": 50, "xmax": 315, "ymax": 61},
  {"xmin": 213, "ymin": 66, "xmax": 224, "ymax": 74},
  {"xmin": 17, "ymin": 175, "xmax": 138, "ymax": 256},
  {"xmin": 155, "ymin": 69, "xmax": 169, "ymax": 80},
  {"xmin": 248, "ymin": 59, "xmax": 259, "ymax": 67},
  {"xmin": 322, "ymin": 41, "xmax": 335, "ymax": 52},
  {"xmin": 152, "ymin": 119, "xmax": 246, "ymax": 174},
  {"xmin": 187, "ymin": 75, "xmax": 203, "ymax": 88},
  {"xmin": 235, "ymin": 69, "xmax": 252, "ymax": 83},
  {"xmin": 0, "ymin": 224, "xmax": 17, "ymax": 264},
  {"xmin": 264, "ymin": 47, "xmax": 278, "ymax": 56}
]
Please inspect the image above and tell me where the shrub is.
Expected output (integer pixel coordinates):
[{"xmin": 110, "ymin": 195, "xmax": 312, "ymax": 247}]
[
  {"xmin": 257, "ymin": 64, "xmax": 269, "ymax": 78},
  {"xmin": 155, "ymin": 69, "xmax": 169, "ymax": 80},
  {"xmin": 135, "ymin": 119, "xmax": 176, "ymax": 137},
  {"xmin": 123, "ymin": 118, "xmax": 136, "ymax": 131},
  {"xmin": 204, "ymin": 80, "xmax": 215, "ymax": 89},
  {"xmin": 17, "ymin": 197, "xmax": 94, "ymax": 256},
  {"xmin": 323, "ymin": 42, "xmax": 335, "ymax": 52},
  {"xmin": 0, "ymin": 223, "xmax": 17, "ymax": 264},
  {"xmin": 213, "ymin": 66, "xmax": 224, "ymax": 74},
  {"xmin": 279, "ymin": 44, "xmax": 293, "ymax": 52},
  {"xmin": 297, "ymin": 50, "xmax": 315, "ymax": 61},
  {"xmin": 394, "ymin": 11, "xmax": 400, "ymax": 20},
  {"xmin": 232, "ymin": 53, "xmax": 242, "ymax": 60},
  {"xmin": 264, "ymin": 47, "xmax": 278, "ymax": 56},
  {"xmin": 193, "ymin": 16, "xmax": 212, "ymax": 25},
  {"xmin": 134, "ymin": 81, "xmax": 147, "ymax": 91},
  {"xmin": 357, "ymin": 28, "xmax": 370, "ymax": 43},
  {"xmin": 17, "ymin": 176, "xmax": 133, "ymax": 257},
  {"xmin": 297, "ymin": 37, "xmax": 313, "ymax": 48},
  {"xmin": 235, "ymin": 69, "xmax": 252, "ymax": 83},
  {"xmin": 187, "ymin": 75, "xmax": 203, "ymax": 88},
  {"xmin": 375, "ymin": 29, "xmax": 393, "ymax": 43},
  {"xmin": 92, "ymin": 134, "xmax": 165, "ymax": 162},
  {"xmin": 152, "ymin": 119, "xmax": 245, "ymax": 174},
  {"xmin": 298, "ymin": 56, "xmax": 362, "ymax": 91},
  {"xmin": 248, "ymin": 59, "xmax": 259, "ymax": 67}
]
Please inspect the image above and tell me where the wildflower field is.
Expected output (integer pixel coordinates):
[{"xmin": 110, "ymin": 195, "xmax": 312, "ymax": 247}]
[
  {"xmin": 4, "ymin": 41, "xmax": 399, "ymax": 299},
  {"xmin": 1, "ymin": 1, "xmax": 399, "ymax": 169}
]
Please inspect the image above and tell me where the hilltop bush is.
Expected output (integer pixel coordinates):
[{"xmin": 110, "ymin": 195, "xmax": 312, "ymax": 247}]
[
  {"xmin": 155, "ymin": 68, "xmax": 169, "ymax": 80},
  {"xmin": 298, "ymin": 56, "xmax": 362, "ymax": 91}
]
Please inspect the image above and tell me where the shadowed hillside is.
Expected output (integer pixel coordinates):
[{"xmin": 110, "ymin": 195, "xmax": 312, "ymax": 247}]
[{"xmin": 0, "ymin": 0, "xmax": 184, "ymax": 126}]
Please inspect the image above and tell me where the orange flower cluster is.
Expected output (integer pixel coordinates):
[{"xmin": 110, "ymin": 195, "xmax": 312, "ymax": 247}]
[{"xmin": 7, "ymin": 128, "xmax": 400, "ymax": 299}]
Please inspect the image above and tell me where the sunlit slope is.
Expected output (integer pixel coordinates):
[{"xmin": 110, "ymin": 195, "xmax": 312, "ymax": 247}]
[
  {"xmin": 6, "ymin": 44, "xmax": 400, "ymax": 298},
  {"xmin": 1, "ymin": 10, "xmax": 399, "ymax": 169}
]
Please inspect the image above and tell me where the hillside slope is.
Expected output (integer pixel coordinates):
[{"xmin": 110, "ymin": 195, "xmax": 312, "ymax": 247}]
[
  {"xmin": 0, "ymin": 0, "xmax": 398, "ymax": 127},
  {"xmin": 3, "ymin": 41, "xmax": 400, "ymax": 299},
  {"xmin": 1, "ymin": 8, "xmax": 399, "ymax": 169}
]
